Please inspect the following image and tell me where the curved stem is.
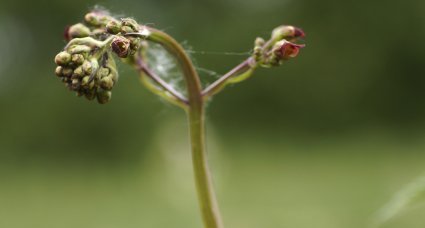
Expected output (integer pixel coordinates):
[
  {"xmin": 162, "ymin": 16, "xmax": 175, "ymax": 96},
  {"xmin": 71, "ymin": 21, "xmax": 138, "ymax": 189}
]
[
  {"xmin": 143, "ymin": 28, "xmax": 203, "ymax": 107},
  {"xmin": 139, "ymin": 28, "xmax": 224, "ymax": 228}
]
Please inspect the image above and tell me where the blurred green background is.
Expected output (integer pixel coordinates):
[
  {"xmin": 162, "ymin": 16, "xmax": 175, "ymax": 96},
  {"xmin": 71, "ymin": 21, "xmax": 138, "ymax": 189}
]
[{"xmin": 1, "ymin": 0, "xmax": 425, "ymax": 227}]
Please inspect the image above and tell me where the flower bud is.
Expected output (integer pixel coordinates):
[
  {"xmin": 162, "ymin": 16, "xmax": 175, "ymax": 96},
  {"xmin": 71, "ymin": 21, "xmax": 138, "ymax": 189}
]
[
  {"xmin": 96, "ymin": 89, "xmax": 112, "ymax": 104},
  {"xmin": 271, "ymin": 26, "xmax": 305, "ymax": 41},
  {"xmin": 71, "ymin": 78, "xmax": 80, "ymax": 90},
  {"xmin": 81, "ymin": 76, "xmax": 90, "ymax": 86},
  {"xmin": 85, "ymin": 11, "xmax": 114, "ymax": 27},
  {"xmin": 55, "ymin": 66, "xmax": 63, "ymax": 77},
  {"xmin": 61, "ymin": 67, "xmax": 74, "ymax": 78},
  {"xmin": 84, "ymin": 12, "xmax": 103, "ymax": 26},
  {"xmin": 111, "ymin": 37, "xmax": 130, "ymax": 58},
  {"xmin": 253, "ymin": 37, "xmax": 266, "ymax": 62},
  {"xmin": 54, "ymin": 51, "xmax": 71, "ymax": 66},
  {"xmin": 71, "ymin": 54, "xmax": 85, "ymax": 65},
  {"xmin": 273, "ymin": 40, "xmax": 305, "ymax": 60},
  {"xmin": 121, "ymin": 18, "xmax": 139, "ymax": 33},
  {"xmin": 72, "ymin": 66, "xmax": 84, "ymax": 78},
  {"xmin": 81, "ymin": 76, "xmax": 95, "ymax": 89},
  {"xmin": 255, "ymin": 37, "xmax": 265, "ymax": 47},
  {"xmin": 64, "ymin": 23, "xmax": 90, "ymax": 41},
  {"xmin": 82, "ymin": 60, "xmax": 93, "ymax": 75},
  {"xmin": 100, "ymin": 76, "xmax": 114, "ymax": 90},
  {"xmin": 106, "ymin": 20, "xmax": 121, "ymax": 34},
  {"xmin": 129, "ymin": 37, "xmax": 141, "ymax": 55}
]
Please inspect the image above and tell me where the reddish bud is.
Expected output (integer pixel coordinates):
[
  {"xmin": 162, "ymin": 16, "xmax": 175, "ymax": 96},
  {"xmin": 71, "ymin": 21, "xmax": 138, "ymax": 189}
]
[
  {"xmin": 274, "ymin": 40, "xmax": 305, "ymax": 59},
  {"xmin": 293, "ymin": 27, "xmax": 305, "ymax": 38},
  {"xmin": 272, "ymin": 25, "xmax": 305, "ymax": 41},
  {"xmin": 111, "ymin": 37, "xmax": 130, "ymax": 58}
]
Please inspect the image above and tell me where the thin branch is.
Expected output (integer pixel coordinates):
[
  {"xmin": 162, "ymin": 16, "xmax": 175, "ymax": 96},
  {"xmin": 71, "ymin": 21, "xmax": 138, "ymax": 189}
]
[
  {"xmin": 201, "ymin": 57, "xmax": 256, "ymax": 98},
  {"xmin": 135, "ymin": 57, "xmax": 189, "ymax": 105}
]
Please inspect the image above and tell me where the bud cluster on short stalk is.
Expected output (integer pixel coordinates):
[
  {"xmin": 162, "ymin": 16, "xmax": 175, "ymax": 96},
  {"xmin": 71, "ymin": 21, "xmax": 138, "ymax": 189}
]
[
  {"xmin": 106, "ymin": 18, "xmax": 142, "ymax": 57},
  {"xmin": 253, "ymin": 25, "xmax": 305, "ymax": 67},
  {"xmin": 54, "ymin": 43, "xmax": 118, "ymax": 104},
  {"xmin": 55, "ymin": 10, "xmax": 148, "ymax": 104}
]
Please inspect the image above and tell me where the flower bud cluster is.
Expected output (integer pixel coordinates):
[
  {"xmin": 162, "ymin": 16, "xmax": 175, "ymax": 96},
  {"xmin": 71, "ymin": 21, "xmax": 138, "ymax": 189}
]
[
  {"xmin": 55, "ymin": 10, "xmax": 147, "ymax": 104},
  {"xmin": 106, "ymin": 18, "xmax": 142, "ymax": 58},
  {"xmin": 54, "ymin": 44, "xmax": 118, "ymax": 104},
  {"xmin": 64, "ymin": 11, "xmax": 117, "ymax": 41},
  {"xmin": 254, "ymin": 25, "xmax": 305, "ymax": 67}
]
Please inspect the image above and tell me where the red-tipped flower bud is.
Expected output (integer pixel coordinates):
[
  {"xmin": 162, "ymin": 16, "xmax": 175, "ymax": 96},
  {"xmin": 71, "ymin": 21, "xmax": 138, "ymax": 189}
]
[
  {"xmin": 272, "ymin": 25, "xmax": 305, "ymax": 41},
  {"xmin": 111, "ymin": 37, "xmax": 131, "ymax": 58},
  {"xmin": 274, "ymin": 40, "xmax": 305, "ymax": 59}
]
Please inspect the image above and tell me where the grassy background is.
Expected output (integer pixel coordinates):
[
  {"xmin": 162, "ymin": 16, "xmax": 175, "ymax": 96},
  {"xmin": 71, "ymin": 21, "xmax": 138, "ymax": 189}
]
[{"xmin": 0, "ymin": 0, "xmax": 425, "ymax": 227}]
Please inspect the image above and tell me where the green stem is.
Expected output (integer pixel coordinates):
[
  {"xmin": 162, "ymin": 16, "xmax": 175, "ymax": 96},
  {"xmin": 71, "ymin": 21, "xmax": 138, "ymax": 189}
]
[
  {"xmin": 189, "ymin": 102, "xmax": 224, "ymax": 228},
  {"xmin": 144, "ymin": 28, "xmax": 224, "ymax": 228},
  {"xmin": 201, "ymin": 57, "xmax": 257, "ymax": 99}
]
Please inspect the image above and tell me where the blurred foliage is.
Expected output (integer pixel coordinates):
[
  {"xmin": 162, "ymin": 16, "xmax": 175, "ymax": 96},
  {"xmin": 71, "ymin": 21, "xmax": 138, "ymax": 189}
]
[{"xmin": 0, "ymin": 0, "xmax": 425, "ymax": 227}]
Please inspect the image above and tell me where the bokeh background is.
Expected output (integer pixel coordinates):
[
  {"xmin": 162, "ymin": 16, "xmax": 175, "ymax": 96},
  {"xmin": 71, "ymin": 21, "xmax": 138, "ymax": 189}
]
[{"xmin": 1, "ymin": 0, "xmax": 425, "ymax": 227}]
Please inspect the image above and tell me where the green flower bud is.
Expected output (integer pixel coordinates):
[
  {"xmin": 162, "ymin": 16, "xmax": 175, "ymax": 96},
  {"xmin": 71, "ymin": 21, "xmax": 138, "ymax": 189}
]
[
  {"xmin": 255, "ymin": 37, "xmax": 265, "ymax": 47},
  {"xmin": 85, "ymin": 11, "xmax": 114, "ymax": 27},
  {"xmin": 65, "ymin": 23, "xmax": 90, "ymax": 41},
  {"xmin": 96, "ymin": 89, "xmax": 112, "ymax": 104},
  {"xmin": 54, "ymin": 51, "xmax": 71, "ymax": 66},
  {"xmin": 253, "ymin": 47, "xmax": 263, "ymax": 63},
  {"xmin": 100, "ymin": 76, "xmax": 114, "ymax": 90},
  {"xmin": 55, "ymin": 66, "xmax": 63, "ymax": 77},
  {"xmin": 81, "ymin": 76, "xmax": 95, "ymax": 89},
  {"xmin": 81, "ymin": 76, "xmax": 90, "ymax": 86},
  {"xmin": 129, "ymin": 37, "xmax": 141, "ymax": 55},
  {"xmin": 71, "ymin": 54, "xmax": 85, "ymax": 65},
  {"xmin": 71, "ymin": 78, "xmax": 80, "ymax": 90},
  {"xmin": 97, "ymin": 67, "xmax": 110, "ymax": 78},
  {"xmin": 84, "ymin": 12, "xmax": 101, "ymax": 26},
  {"xmin": 82, "ymin": 60, "xmax": 93, "ymax": 75},
  {"xmin": 121, "ymin": 18, "xmax": 139, "ymax": 32},
  {"xmin": 106, "ymin": 20, "xmax": 121, "ymax": 34},
  {"xmin": 72, "ymin": 66, "xmax": 84, "ymax": 78},
  {"xmin": 120, "ymin": 26, "xmax": 134, "ymax": 34},
  {"xmin": 61, "ymin": 67, "xmax": 74, "ymax": 78},
  {"xmin": 253, "ymin": 37, "xmax": 265, "ymax": 63}
]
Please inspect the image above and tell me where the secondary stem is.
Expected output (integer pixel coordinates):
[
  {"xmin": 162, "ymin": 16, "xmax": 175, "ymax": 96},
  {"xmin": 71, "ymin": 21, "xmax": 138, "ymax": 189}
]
[
  {"xmin": 201, "ymin": 57, "xmax": 256, "ymax": 98},
  {"xmin": 136, "ymin": 57, "xmax": 188, "ymax": 105}
]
